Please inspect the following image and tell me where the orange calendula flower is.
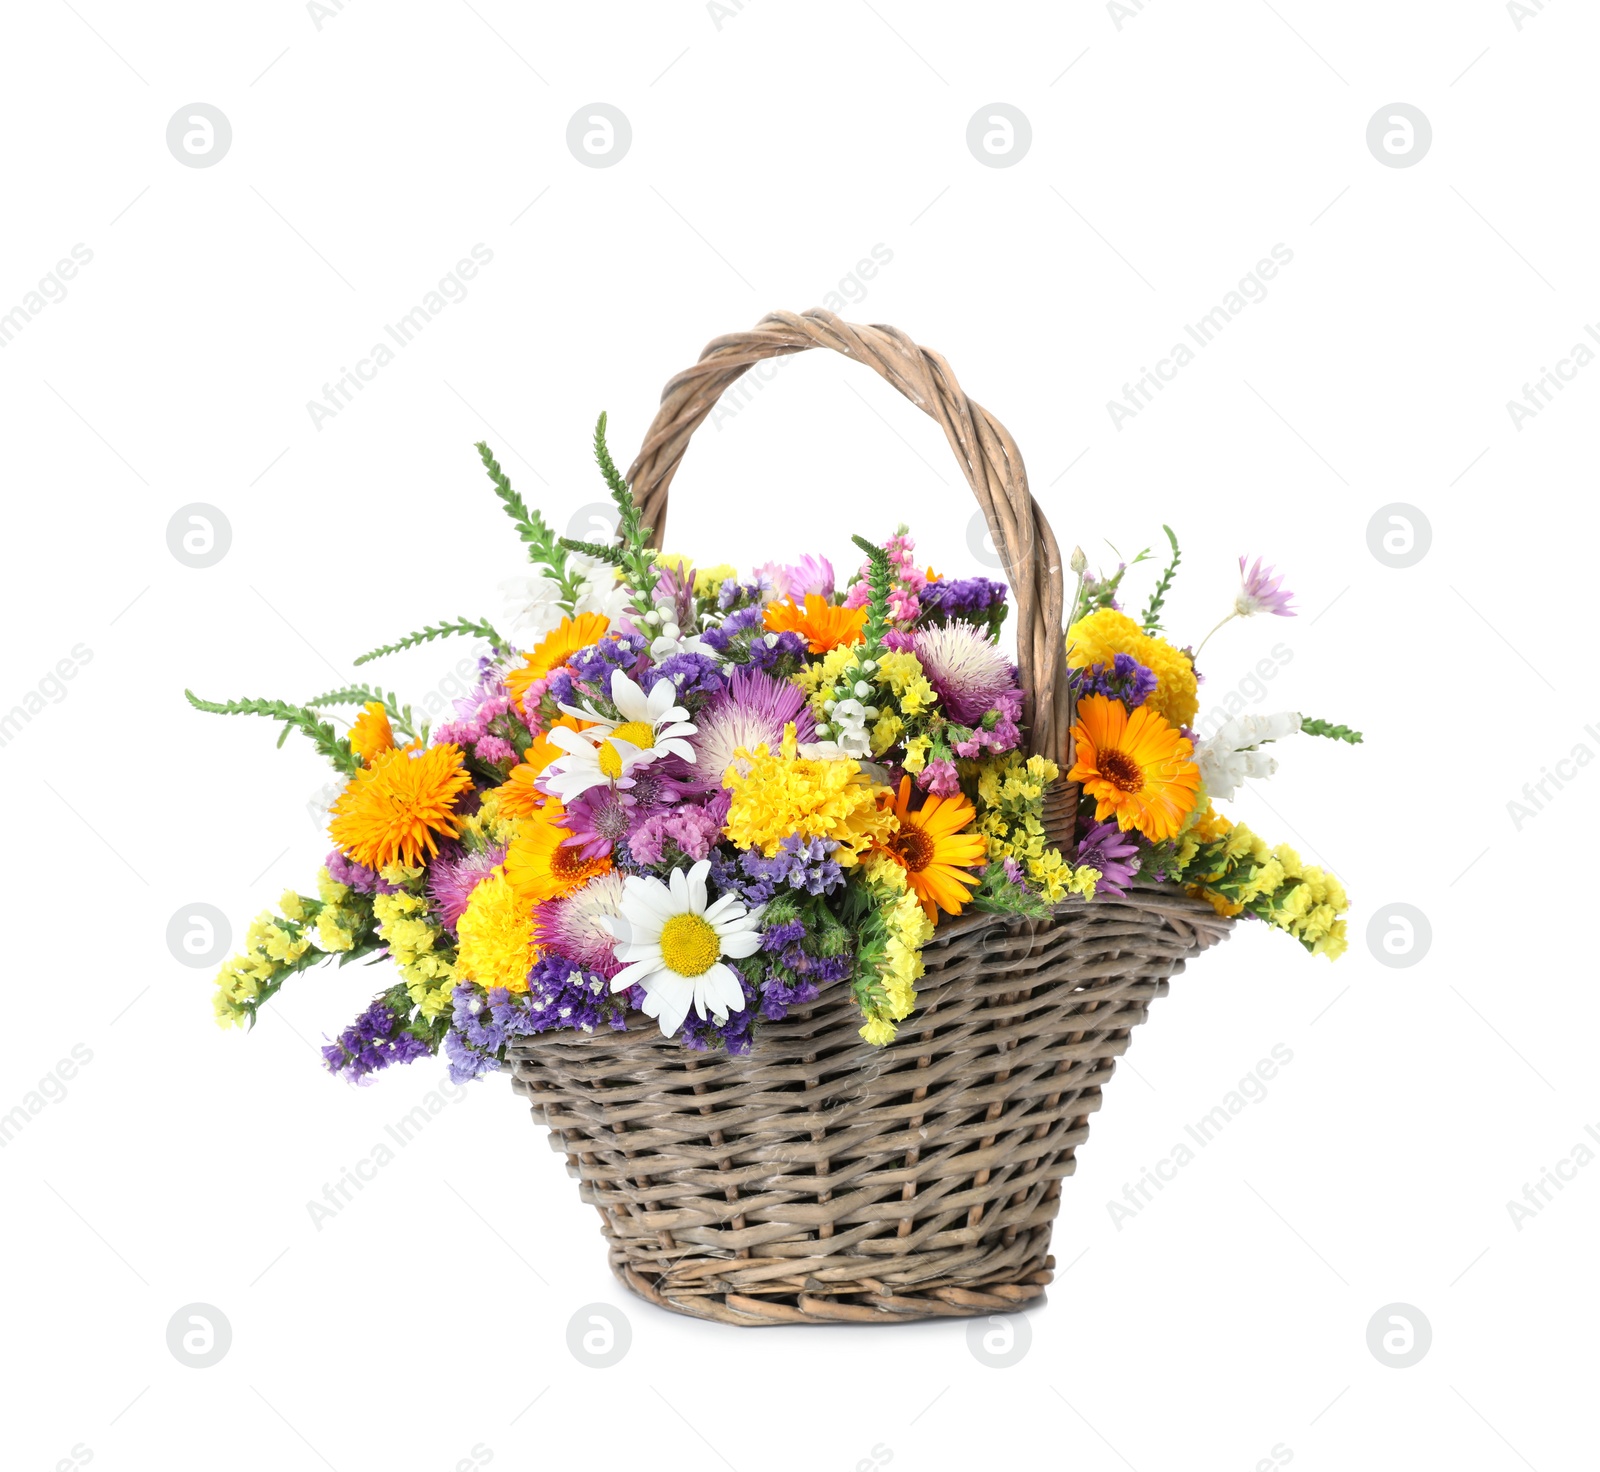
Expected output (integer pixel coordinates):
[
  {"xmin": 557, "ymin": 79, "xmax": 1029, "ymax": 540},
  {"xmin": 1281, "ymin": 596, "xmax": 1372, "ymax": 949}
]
[
  {"xmin": 1069, "ymin": 694, "xmax": 1200, "ymax": 843},
  {"xmin": 504, "ymin": 808, "xmax": 612, "ymax": 905},
  {"xmin": 879, "ymin": 776, "xmax": 989, "ymax": 923},
  {"xmin": 763, "ymin": 594, "xmax": 868, "ymax": 655},
  {"xmin": 507, "ymin": 612, "xmax": 611, "ymax": 712},
  {"xmin": 329, "ymin": 743, "xmax": 473, "ymax": 870},
  {"xmin": 499, "ymin": 715, "xmax": 587, "ymax": 819},
  {"xmin": 347, "ymin": 701, "xmax": 396, "ymax": 764}
]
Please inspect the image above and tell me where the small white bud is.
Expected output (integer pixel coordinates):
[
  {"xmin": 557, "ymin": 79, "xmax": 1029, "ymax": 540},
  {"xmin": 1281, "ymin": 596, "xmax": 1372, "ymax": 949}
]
[
  {"xmin": 854, "ymin": 680, "xmax": 872, "ymax": 699},
  {"xmin": 642, "ymin": 610, "xmax": 661, "ymax": 625},
  {"xmin": 822, "ymin": 699, "xmax": 836, "ymax": 714}
]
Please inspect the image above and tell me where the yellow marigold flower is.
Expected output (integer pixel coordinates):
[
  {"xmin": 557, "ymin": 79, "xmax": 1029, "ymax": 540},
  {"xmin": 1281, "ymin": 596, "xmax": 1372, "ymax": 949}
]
[
  {"xmin": 348, "ymin": 701, "xmax": 396, "ymax": 764},
  {"xmin": 455, "ymin": 867, "xmax": 538, "ymax": 995},
  {"xmin": 1067, "ymin": 609, "xmax": 1199, "ymax": 729},
  {"xmin": 723, "ymin": 723, "xmax": 896, "ymax": 863},
  {"xmin": 329, "ymin": 744, "xmax": 472, "ymax": 871}
]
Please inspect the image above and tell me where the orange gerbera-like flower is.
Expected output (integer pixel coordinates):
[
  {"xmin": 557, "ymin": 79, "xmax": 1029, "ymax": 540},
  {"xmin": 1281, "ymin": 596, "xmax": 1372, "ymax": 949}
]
[
  {"xmin": 879, "ymin": 776, "xmax": 989, "ymax": 923},
  {"xmin": 329, "ymin": 743, "xmax": 473, "ymax": 870},
  {"xmin": 507, "ymin": 612, "xmax": 611, "ymax": 711},
  {"xmin": 499, "ymin": 715, "xmax": 587, "ymax": 819},
  {"xmin": 504, "ymin": 808, "xmax": 612, "ymax": 905},
  {"xmin": 347, "ymin": 701, "xmax": 396, "ymax": 764},
  {"xmin": 1069, "ymin": 694, "xmax": 1200, "ymax": 843},
  {"xmin": 763, "ymin": 594, "xmax": 867, "ymax": 655}
]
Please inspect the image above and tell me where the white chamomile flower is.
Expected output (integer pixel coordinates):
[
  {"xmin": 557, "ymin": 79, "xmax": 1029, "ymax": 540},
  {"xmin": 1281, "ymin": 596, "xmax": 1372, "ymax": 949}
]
[
  {"xmin": 539, "ymin": 725, "xmax": 649, "ymax": 802},
  {"xmin": 604, "ymin": 860, "xmax": 765, "ymax": 1037},
  {"xmin": 562, "ymin": 669, "xmax": 699, "ymax": 765}
]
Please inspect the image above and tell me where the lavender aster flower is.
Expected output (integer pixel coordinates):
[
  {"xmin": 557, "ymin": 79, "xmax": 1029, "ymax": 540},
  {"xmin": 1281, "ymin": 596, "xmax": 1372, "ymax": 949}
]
[
  {"xmin": 561, "ymin": 785, "xmax": 636, "ymax": 860},
  {"xmin": 1075, "ymin": 820, "xmax": 1141, "ymax": 897}
]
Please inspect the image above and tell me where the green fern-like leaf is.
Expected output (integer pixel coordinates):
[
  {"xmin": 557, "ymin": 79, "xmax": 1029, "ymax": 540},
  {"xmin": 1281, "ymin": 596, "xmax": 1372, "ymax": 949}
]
[
  {"xmin": 352, "ymin": 617, "xmax": 505, "ymax": 666},
  {"xmin": 593, "ymin": 410, "xmax": 631, "ymax": 501},
  {"xmin": 303, "ymin": 684, "xmax": 420, "ymax": 741},
  {"xmin": 1141, "ymin": 525, "xmax": 1182, "ymax": 634},
  {"xmin": 850, "ymin": 533, "xmax": 896, "ymax": 653},
  {"xmin": 184, "ymin": 690, "xmax": 359, "ymax": 775},
  {"xmin": 1301, "ymin": 716, "xmax": 1364, "ymax": 744}
]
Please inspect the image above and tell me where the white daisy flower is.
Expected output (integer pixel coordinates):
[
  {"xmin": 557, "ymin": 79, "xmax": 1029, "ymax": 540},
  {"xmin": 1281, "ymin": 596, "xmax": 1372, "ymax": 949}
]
[
  {"xmin": 539, "ymin": 724, "xmax": 649, "ymax": 803},
  {"xmin": 604, "ymin": 860, "xmax": 765, "ymax": 1036},
  {"xmin": 561, "ymin": 669, "xmax": 698, "ymax": 765}
]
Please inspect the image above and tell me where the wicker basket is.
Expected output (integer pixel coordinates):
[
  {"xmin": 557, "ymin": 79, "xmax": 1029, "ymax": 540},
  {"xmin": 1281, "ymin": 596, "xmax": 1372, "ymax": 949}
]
[{"xmin": 507, "ymin": 311, "xmax": 1234, "ymax": 1325}]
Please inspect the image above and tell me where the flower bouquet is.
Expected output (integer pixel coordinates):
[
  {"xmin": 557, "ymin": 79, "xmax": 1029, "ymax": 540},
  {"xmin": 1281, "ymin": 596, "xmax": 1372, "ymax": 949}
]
[{"xmin": 191, "ymin": 311, "xmax": 1357, "ymax": 1324}]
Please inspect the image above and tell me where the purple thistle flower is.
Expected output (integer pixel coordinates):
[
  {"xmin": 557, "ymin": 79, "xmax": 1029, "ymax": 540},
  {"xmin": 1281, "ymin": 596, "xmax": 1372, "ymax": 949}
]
[
  {"xmin": 676, "ymin": 665, "xmax": 815, "ymax": 794},
  {"xmin": 1075, "ymin": 819, "xmax": 1141, "ymax": 898},
  {"xmin": 1235, "ymin": 556, "xmax": 1297, "ymax": 618},
  {"xmin": 911, "ymin": 621, "xmax": 1017, "ymax": 726},
  {"xmin": 427, "ymin": 843, "xmax": 505, "ymax": 930}
]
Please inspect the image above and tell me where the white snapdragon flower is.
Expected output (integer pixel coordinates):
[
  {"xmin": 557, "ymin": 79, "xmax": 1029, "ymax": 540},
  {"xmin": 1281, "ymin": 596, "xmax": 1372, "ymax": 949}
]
[{"xmin": 1194, "ymin": 711, "xmax": 1302, "ymax": 801}]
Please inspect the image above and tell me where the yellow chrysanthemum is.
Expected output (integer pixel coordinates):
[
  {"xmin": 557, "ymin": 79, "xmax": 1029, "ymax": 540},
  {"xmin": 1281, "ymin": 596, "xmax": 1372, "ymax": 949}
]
[
  {"xmin": 722, "ymin": 723, "xmax": 896, "ymax": 863},
  {"xmin": 455, "ymin": 867, "xmax": 539, "ymax": 995},
  {"xmin": 348, "ymin": 701, "xmax": 396, "ymax": 764},
  {"xmin": 329, "ymin": 744, "xmax": 472, "ymax": 870},
  {"xmin": 1067, "ymin": 609, "xmax": 1199, "ymax": 729}
]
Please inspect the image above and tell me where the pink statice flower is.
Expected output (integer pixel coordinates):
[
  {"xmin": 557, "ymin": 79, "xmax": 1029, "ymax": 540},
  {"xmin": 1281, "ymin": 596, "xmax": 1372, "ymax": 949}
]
[
  {"xmin": 919, "ymin": 759, "xmax": 962, "ymax": 796},
  {"xmin": 843, "ymin": 529, "xmax": 928, "ymax": 615},
  {"xmin": 627, "ymin": 804, "xmax": 724, "ymax": 865}
]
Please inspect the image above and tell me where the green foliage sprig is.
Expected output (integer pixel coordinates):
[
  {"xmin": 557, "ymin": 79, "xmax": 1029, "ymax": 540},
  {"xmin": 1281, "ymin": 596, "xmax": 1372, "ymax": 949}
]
[
  {"xmin": 1140, "ymin": 525, "xmax": 1181, "ymax": 634},
  {"xmin": 558, "ymin": 412, "xmax": 659, "ymax": 600},
  {"xmin": 303, "ymin": 684, "xmax": 424, "ymax": 742},
  {"xmin": 850, "ymin": 532, "xmax": 896, "ymax": 655},
  {"xmin": 352, "ymin": 616, "xmax": 505, "ymax": 667},
  {"xmin": 476, "ymin": 441, "xmax": 584, "ymax": 604},
  {"xmin": 184, "ymin": 691, "xmax": 360, "ymax": 776},
  {"xmin": 1300, "ymin": 717, "xmax": 1364, "ymax": 745}
]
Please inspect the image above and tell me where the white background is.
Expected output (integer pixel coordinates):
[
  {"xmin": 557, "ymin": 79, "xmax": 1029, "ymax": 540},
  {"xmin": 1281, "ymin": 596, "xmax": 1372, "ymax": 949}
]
[{"xmin": 1, "ymin": 2, "xmax": 1595, "ymax": 1468}]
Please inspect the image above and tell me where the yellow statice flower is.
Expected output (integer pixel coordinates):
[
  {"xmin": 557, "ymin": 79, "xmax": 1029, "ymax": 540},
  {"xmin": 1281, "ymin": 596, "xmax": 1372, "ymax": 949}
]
[
  {"xmin": 316, "ymin": 910, "xmax": 355, "ymax": 952},
  {"xmin": 723, "ymin": 723, "xmax": 897, "ymax": 864},
  {"xmin": 373, "ymin": 887, "xmax": 457, "ymax": 1019},
  {"xmin": 455, "ymin": 867, "xmax": 538, "ymax": 995},
  {"xmin": 857, "ymin": 886, "xmax": 935, "ymax": 1046},
  {"xmin": 870, "ymin": 710, "xmax": 904, "ymax": 757},
  {"xmin": 872, "ymin": 649, "xmax": 937, "ymax": 716},
  {"xmin": 1066, "ymin": 608, "xmax": 1199, "ymax": 729},
  {"xmin": 903, "ymin": 735, "xmax": 931, "ymax": 774},
  {"xmin": 278, "ymin": 890, "xmax": 305, "ymax": 922},
  {"xmin": 211, "ymin": 895, "xmax": 315, "ymax": 1027},
  {"xmin": 793, "ymin": 644, "xmax": 860, "ymax": 717},
  {"xmin": 655, "ymin": 553, "xmax": 737, "ymax": 597}
]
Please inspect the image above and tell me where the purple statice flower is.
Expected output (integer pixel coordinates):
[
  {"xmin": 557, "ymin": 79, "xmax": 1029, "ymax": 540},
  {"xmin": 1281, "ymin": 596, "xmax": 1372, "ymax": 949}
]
[
  {"xmin": 700, "ymin": 603, "xmax": 765, "ymax": 652},
  {"xmin": 1077, "ymin": 652, "xmax": 1158, "ymax": 709},
  {"xmin": 325, "ymin": 849, "xmax": 398, "ymax": 895},
  {"xmin": 1075, "ymin": 819, "xmax": 1141, "ymax": 898},
  {"xmin": 708, "ymin": 847, "xmax": 774, "ymax": 905},
  {"xmin": 679, "ymin": 967, "xmax": 760, "ymax": 1055},
  {"xmin": 532, "ymin": 870, "xmax": 626, "ymax": 979},
  {"xmin": 322, "ymin": 999, "xmax": 430, "ymax": 1085},
  {"xmin": 745, "ymin": 630, "xmax": 807, "ymax": 673},
  {"xmin": 648, "ymin": 652, "xmax": 726, "ymax": 705},
  {"xmin": 911, "ymin": 621, "xmax": 1017, "ymax": 726},
  {"xmin": 922, "ymin": 576, "xmax": 1008, "ymax": 626},
  {"xmin": 444, "ymin": 962, "xmax": 631, "ymax": 1082},
  {"xmin": 753, "ymin": 554, "xmax": 834, "ymax": 604},
  {"xmin": 427, "ymin": 843, "xmax": 505, "ymax": 930},
  {"xmin": 627, "ymin": 804, "xmax": 724, "ymax": 866},
  {"xmin": 738, "ymin": 834, "xmax": 844, "ymax": 896},
  {"xmin": 561, "ymin": 784, "xmax": 636, "ymax": 860},
  {"xmin": 761, "ymin": 920, "xmax": 807, "ymax": 950},
  {"xmin": 1235, "ymin": 556, "xmax": 1297, "ymax": 618},
  {"xmin": 676, "ymin": 665, "xmax": 816, "ymax": 794},
  {"xmin": 565, "ymin": 632, "xmax": 650, "ymax": 691}
]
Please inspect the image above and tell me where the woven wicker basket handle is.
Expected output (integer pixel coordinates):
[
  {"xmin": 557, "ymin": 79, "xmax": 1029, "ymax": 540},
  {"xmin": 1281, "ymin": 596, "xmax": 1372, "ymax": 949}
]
[{"xmin": 627, "ymin": 309, "xmax": 1074, "ymax": 795}]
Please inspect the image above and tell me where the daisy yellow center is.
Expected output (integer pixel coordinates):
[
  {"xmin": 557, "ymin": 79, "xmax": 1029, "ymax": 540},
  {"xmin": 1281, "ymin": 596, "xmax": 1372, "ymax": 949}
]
[
  {"xmin": 889, "ymin": 825, "xmax": 936, "ymax": 874},
  {"xmin": 597, "ymin": 742, "xmax": 624, "ymax": 779},
  {"xmin": 611, "ymin": 720, "xmax": 656, "ymax": 750},
  {"xmin": 1098, "ymin": 748, "xmax": 1145, "ymax": 794},
  {"xmin": 658, "ymin": 913, "xmax": 720, "ymax": 977}
]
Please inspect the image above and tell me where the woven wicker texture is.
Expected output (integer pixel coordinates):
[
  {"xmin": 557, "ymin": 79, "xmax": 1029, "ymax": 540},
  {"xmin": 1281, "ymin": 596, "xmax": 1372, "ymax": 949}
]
[
  {"xmin": 509, "ymin": 887, "xmax": 1232, "ymax": 1326},
  {"xmin": 626, "ymin": 308, "xmax": 1074, "ymax": 792}
]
